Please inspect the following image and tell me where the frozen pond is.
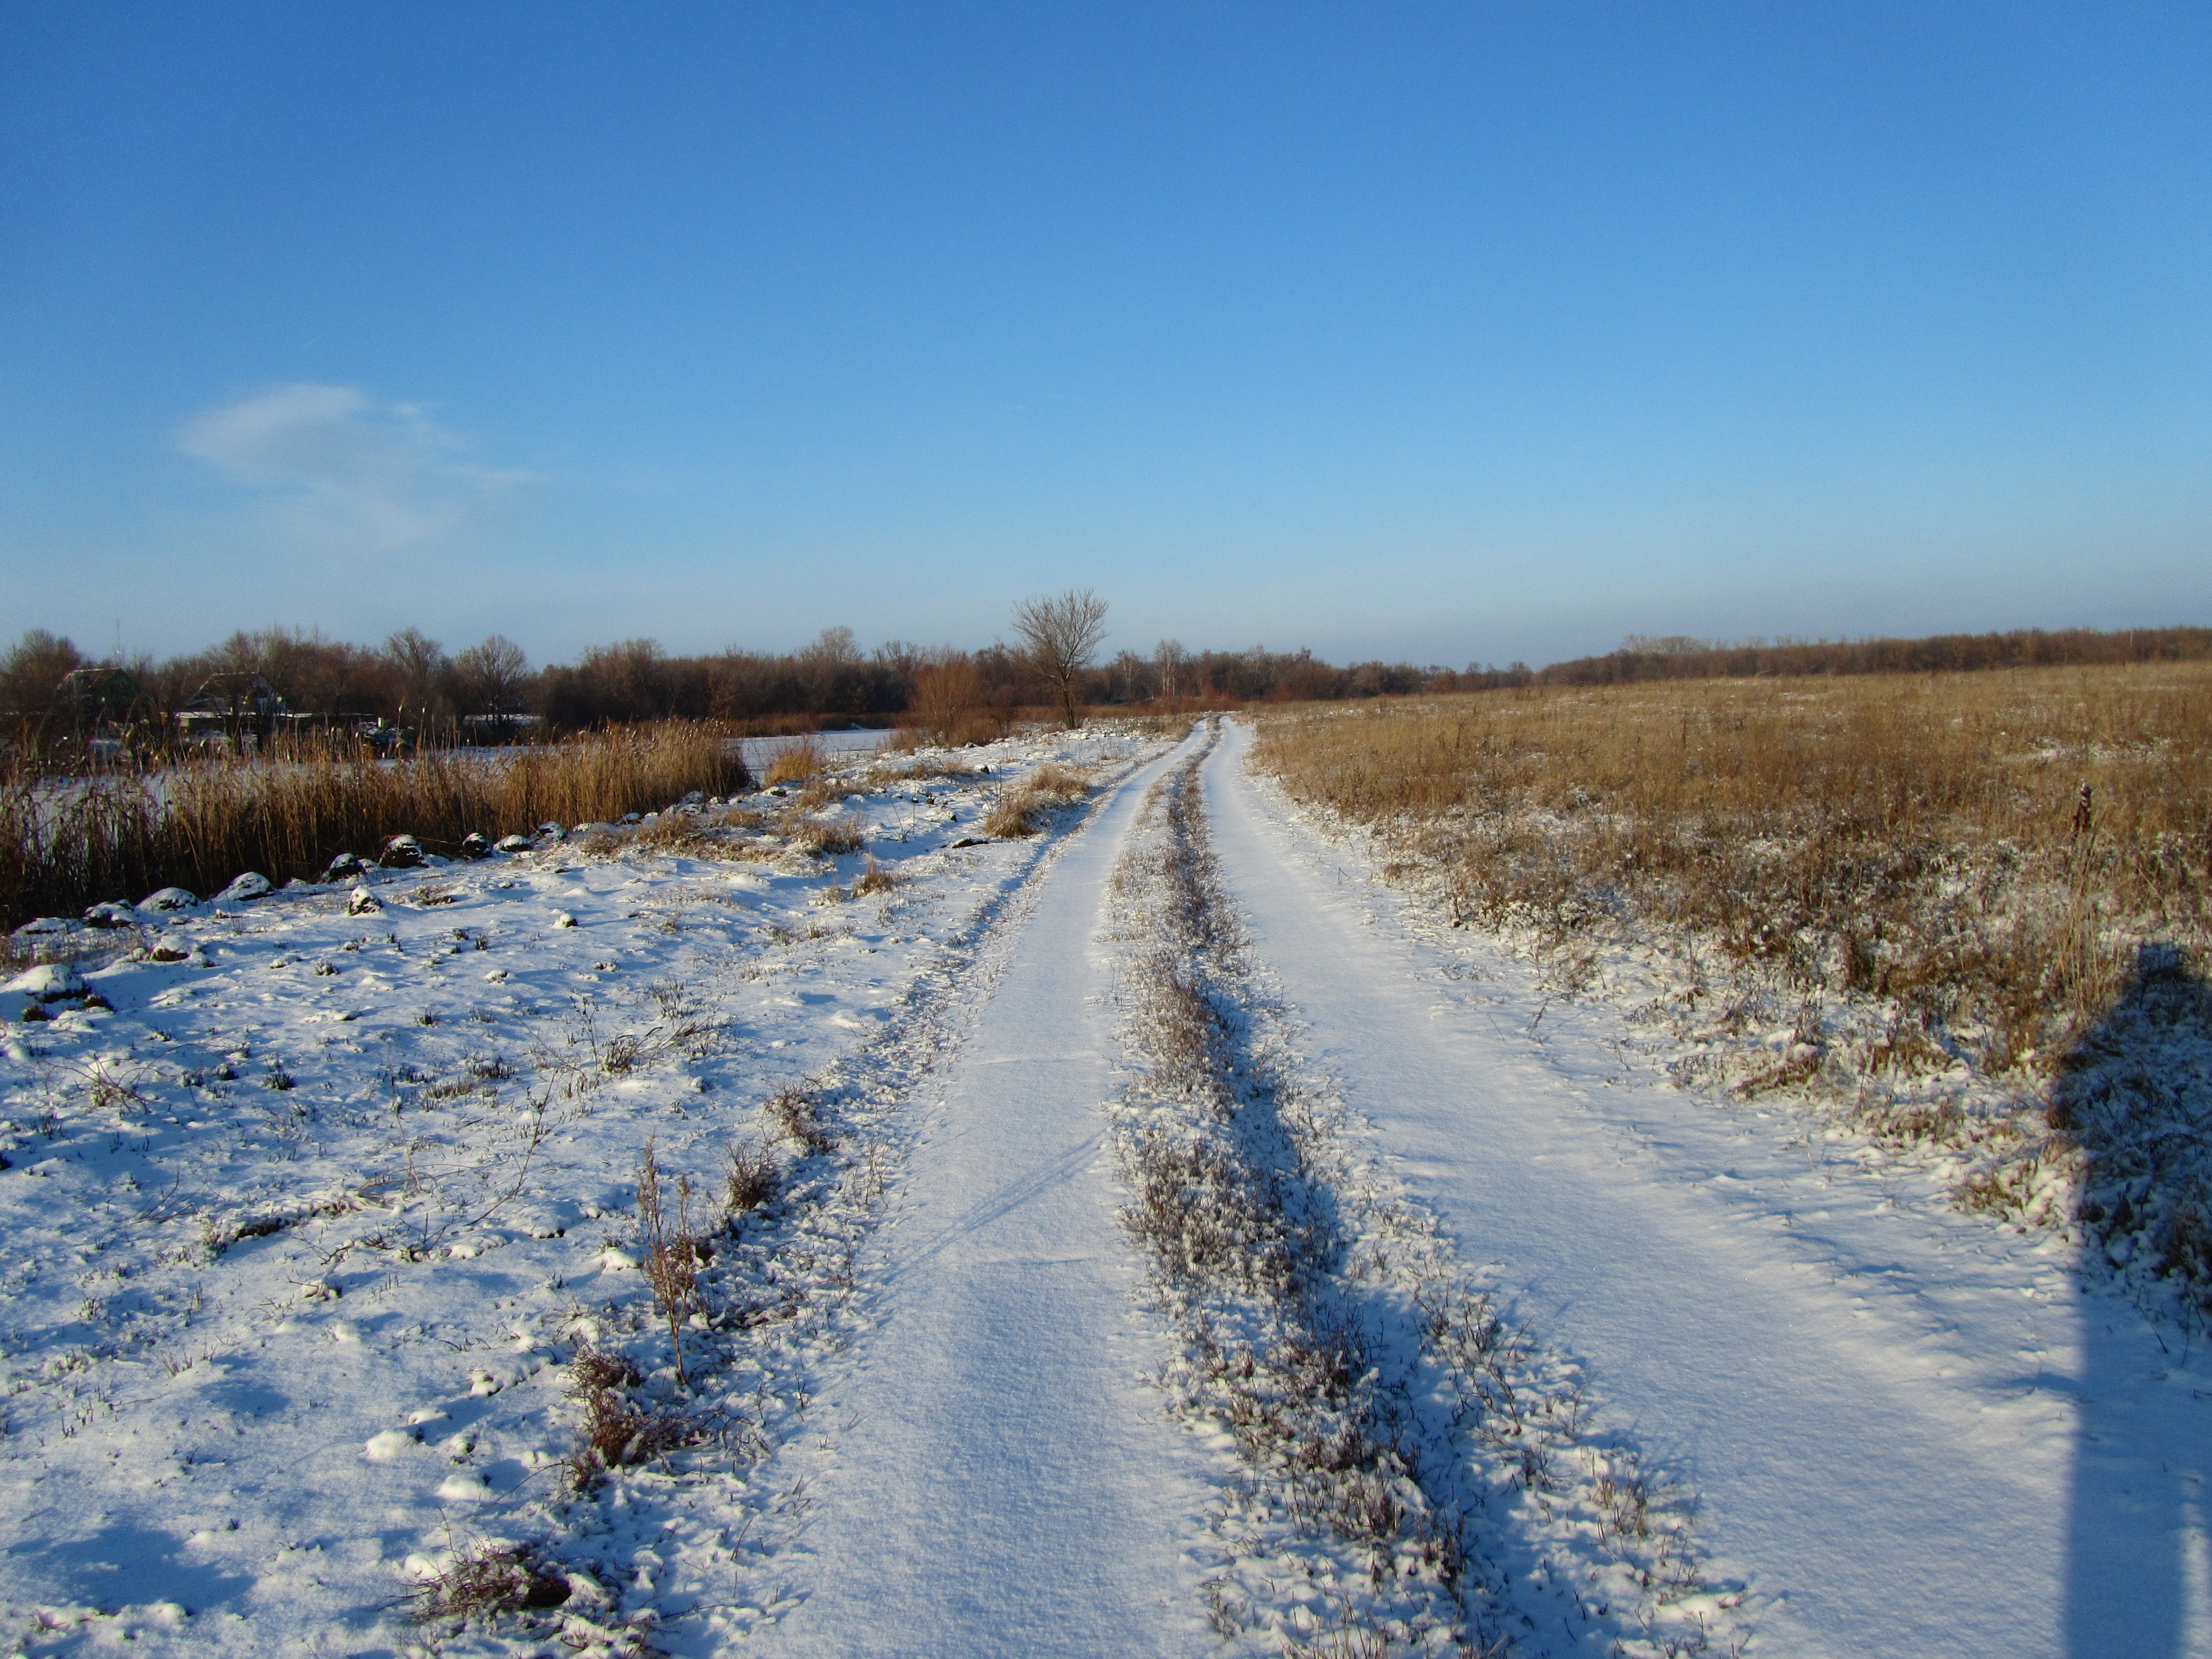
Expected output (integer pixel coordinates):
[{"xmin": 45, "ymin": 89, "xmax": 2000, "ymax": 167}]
[{"xmin": 738, "ymin": 728, "xmax": 894, "ymax": 776}]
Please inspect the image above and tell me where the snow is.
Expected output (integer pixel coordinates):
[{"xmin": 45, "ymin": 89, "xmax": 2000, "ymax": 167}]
[
  {"xmin": 1, "ymin": 711, "xmax": 2202, "ymax": 1656},
  {"xmin": 7, "ymin": 964, "xmax": 89, "ymax": 1005}
]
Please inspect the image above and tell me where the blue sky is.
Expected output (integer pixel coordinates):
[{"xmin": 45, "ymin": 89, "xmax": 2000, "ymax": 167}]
[{"xmin": 3, "ymin": 2, "xmax": 2207, "ymax": 669}]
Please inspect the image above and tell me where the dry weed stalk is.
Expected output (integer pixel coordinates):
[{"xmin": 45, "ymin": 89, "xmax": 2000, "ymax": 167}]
[{"xmin": 636, "ymin": 1138, "xmax": 706, "ymax": 1386}]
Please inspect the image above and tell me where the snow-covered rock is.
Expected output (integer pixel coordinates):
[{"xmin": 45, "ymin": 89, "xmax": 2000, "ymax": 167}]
[
  {"xmin": 458, "ymin": 832, "xmax": 491, "ymax": 859},
  {"xmin": 494, "ymin": 834, "xmax": 535, "ymax": 854},
  {"xmin": 323, "ymin": 852, "xmax": 369, "ymax": 881},
  {"xmin": 216, "ymin": 871, "xmax": 272, "ymax": 903},
  {"xmin": 347, "ymin": 885, "xmax": 382, "ymax": 916},
  {"xmin": 138, "ymin": 887, "xmax": 197, "ymax": 912},
  {"xmin": 379, "ymin": 835, "xmax": 425, "ymax": 869},
  {"xmin": 12, "ymin": 916, "xmax": 80, "ymax": 939},
  {"xmin": 536, "ymin": 821, "xmax": 565, "ymax": 841},
  {"xmin": 8, "ymin": 963, "xmax": 88, "ymax": 1003},
  {"xmin": 82, "ymin": 901, "xmax": 138, "ymax": 928}
]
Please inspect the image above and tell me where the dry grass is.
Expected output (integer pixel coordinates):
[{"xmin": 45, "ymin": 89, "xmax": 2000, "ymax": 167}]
[
  {"xmin": 765, "ymin": 1083, "xmax": 836, "ymax": 1156},
  {"xmin": 564, "ymin": 1345, "xmax": 705, "ymax": 1488},
  {"xmin": 406, "ymin": 1541, "xmax": 570, "ymax": 1621},
  {"xmin": 761, "ymin": 734, "xmax": 826, "ymax": 786},
  {"xmin": 724, "ymin": 1138, "xmax": 779, "ymax": 1217},
  {"xmin": 852, "ymin": 855, "xmax": 903, "ymax": 895},
  {"xmin": 981, "ymin": 761, "xmax": 1095, "ymax": 839},
  {"xmin": 1, "ymin": 722, "xmax": 749, "ymax": 929},
  {"xmin": 786, "ymin": 812, "xmax": 866, "ymax": 858},
  {"xmin": 1253, "ymin": 664, "xmax": 2212, "ymax": 1313},
  {"xmin": 1253, "ymin": 665, "xmax": 2212, "ymax": 1080}
]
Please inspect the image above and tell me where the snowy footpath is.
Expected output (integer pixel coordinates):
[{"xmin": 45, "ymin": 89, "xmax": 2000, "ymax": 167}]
[
  {"xmin": 746, "ymin": 732, "xmax": 1212, "ymax": 1657},
  {"xmin": 1201, "ymin": 718, "xmax": 2212, "ymax": 1659}
]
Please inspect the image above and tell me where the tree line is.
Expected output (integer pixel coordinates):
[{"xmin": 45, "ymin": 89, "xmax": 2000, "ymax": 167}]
[
  {"xmin": 1537, "ymin": 625, "xmax": 2212, "ymax": 687},
  {"xmin": 0, "ymin": 616, "xmax": 1511, "ymax": 761},
  {"xmin": 6, "ymin": 612, "xmax": 2200, "ymax": 765}
]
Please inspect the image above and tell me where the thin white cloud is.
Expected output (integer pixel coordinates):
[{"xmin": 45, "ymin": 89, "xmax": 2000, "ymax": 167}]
[{"xmin": 178, "ymin": 382, "xmax": 531, "ymax": 548}]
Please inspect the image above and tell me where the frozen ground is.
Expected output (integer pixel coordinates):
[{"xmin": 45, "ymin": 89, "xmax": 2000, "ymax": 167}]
[{"xmin": 1, "ymin": 715, "xmax": 2203, "ymax": 1656}]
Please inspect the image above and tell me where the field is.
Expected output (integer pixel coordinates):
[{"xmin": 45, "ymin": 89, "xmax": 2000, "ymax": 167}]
[{"xmin": 1250, "ymin": 663, "xmax": 2212, "ymax": 1307}]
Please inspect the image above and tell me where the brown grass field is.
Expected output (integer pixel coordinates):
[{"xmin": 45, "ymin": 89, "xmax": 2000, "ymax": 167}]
[{"xmin": 1252, "ymin": 662, "xmax": 2212, "ymax": 1307}]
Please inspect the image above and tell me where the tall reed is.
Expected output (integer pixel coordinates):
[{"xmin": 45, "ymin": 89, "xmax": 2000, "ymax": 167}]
[{"xmin": 1, "ymin": 722, "xmax": 748, "ymax": 928}]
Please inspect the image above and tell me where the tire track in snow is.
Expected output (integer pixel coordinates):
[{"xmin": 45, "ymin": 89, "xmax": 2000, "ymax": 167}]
[
  {"xmin": 1108, "ymin": 726, "xmax": 1740, "ymax": 1658},
  {"xmin": 738, "ymin": 729, "xmax": 1218, "ymax": 1658}
]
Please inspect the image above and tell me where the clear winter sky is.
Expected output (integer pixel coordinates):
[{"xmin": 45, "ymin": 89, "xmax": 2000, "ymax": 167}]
[{"xmin": 3, "ymin": 3, "xmax": 2207, "ymax": 670}]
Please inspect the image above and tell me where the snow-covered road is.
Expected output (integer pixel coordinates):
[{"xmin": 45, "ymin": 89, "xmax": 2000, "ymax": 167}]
[
  {"xmin": 9, "ymin": 714, "xmax": 2205, "ymax": 1655},
  {"xmin": 1200, "ymin": 718, "xmax": 2210, "ymax": 1659},
  {"xmin": 748, "ymin": 732, "xmax": 1213, "ymax": 1658}
]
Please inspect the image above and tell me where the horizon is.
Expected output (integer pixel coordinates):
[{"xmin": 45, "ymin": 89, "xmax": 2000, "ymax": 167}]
[
  {"xmin": 20, "ymin": 614, "xmax": 2211, "ymax": 684},
  {"xmin": 5, "ymin": 3, "xmax": 2208, "ymax": 666}
]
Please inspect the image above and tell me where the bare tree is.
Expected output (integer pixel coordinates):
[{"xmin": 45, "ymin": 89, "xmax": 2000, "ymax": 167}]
[
  {"xmin": 382, "ymin": 627, "xmax": 453, "ymax": 732},
  {"xmin": 1155, "ymin": 638, "xmax": 1187, "ymax": 709},
  {"xmin": 454, "ymin": 635, "xmax": 531, "ymax": 738},
  {"xmin": 1011, "ymin": 589, "xmax": 1109, "ymax": 729}
]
